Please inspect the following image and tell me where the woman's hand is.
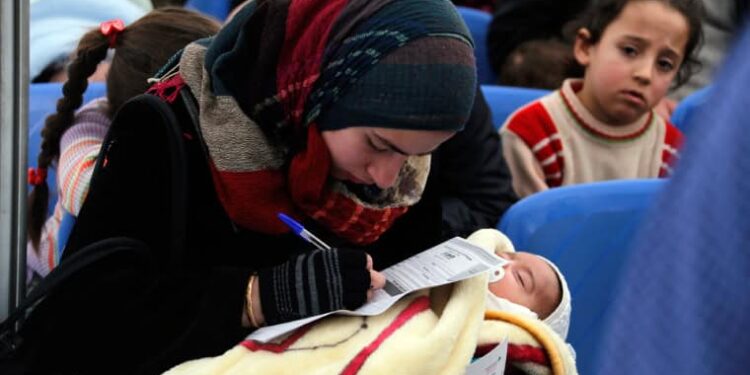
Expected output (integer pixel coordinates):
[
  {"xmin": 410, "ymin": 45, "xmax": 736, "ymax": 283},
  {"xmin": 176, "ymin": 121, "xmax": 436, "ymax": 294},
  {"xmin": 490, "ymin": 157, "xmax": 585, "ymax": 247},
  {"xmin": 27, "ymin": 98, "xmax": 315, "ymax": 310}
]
[
  {"xmin": 244, "ymin": 248, "xmax": 386, "ymax": 327},
  {"xmin": 366, "ymin": 253, "xmax": 387, "ymax": 300}
]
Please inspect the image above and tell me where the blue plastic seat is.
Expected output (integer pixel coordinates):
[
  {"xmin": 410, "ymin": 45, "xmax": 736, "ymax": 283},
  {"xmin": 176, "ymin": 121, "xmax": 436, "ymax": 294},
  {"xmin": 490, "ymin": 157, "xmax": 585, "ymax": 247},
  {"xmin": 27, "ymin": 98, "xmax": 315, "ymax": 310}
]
[
  {"xmin": 456, "ymin": 6, "xmax": 496, "ymax": 85},
  {"xmin": 498, "ymin": 179, "xmax": 665, "ymax": 375},
  {"xmin": 480, "ymin": 85, "xmax": 549, "ymax": 129},
  {"xmin": 28, "ymin": 82, "xmax": 107, "ymax": 214},
  {"xmin": 670, "ymin": 85, "xmax": 713, "ymax": 135},
  {"xmin": 186, "ymin": 0, "xmax": 230, "ymax": 21}
]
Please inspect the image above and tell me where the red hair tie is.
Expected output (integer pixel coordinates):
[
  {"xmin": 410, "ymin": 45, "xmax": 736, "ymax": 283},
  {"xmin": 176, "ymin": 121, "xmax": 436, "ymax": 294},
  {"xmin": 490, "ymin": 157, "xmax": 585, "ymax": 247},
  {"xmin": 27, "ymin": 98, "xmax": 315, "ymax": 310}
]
[
  {"xmin": 27, "ymin": 167, "xmax": 47, "ymax": 186},
  {"xmin": 100, "ymin": 19, "xmax": 125, "ymax": 48}
]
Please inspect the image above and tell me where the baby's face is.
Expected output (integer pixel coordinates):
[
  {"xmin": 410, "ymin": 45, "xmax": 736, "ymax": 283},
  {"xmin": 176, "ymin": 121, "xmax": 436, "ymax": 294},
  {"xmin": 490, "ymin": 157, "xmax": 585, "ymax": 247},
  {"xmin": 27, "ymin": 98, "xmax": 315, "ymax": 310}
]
[{"xmin": 488, "ymin": 252, "xmax": 561, "ymax": 319}]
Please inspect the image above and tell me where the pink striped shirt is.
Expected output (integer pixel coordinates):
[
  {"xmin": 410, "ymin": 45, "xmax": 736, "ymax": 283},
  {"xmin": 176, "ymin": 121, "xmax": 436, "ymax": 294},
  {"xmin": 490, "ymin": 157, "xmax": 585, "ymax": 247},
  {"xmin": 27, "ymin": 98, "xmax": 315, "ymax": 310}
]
[{"xmin": 27, "ymin": 97, "xmax": 110, "ymax": 282}]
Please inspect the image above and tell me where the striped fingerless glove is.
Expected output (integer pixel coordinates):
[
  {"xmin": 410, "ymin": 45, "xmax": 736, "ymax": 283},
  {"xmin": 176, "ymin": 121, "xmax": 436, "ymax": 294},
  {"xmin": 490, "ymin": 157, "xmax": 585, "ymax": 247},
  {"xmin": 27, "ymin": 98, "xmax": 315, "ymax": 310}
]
[{"xmin": 258, "ymin": 248, "xmax": 370, "ymax": 325}]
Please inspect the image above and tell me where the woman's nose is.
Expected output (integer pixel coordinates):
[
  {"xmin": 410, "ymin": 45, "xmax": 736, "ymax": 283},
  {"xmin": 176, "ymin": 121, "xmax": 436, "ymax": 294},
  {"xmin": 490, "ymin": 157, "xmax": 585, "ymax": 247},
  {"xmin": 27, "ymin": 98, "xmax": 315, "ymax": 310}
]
[{"xmin": 368, "ymin": 154, "xmax": 407, "ymax": 189}]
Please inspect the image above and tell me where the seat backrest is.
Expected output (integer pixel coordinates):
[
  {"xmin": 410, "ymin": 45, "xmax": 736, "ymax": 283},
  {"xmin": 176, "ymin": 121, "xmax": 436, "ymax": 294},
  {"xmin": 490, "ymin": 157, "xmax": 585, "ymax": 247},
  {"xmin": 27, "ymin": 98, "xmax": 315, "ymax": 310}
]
[
  {"xmin": 456, "ymin": 6, "xmax": 496, "ymax": 85},
  {"xmin": 480, "ymin": 84, "xmax": 548, "ymax": 129},
  {"xmin": 498, "ymin": 179, "xmax": 665, "ymax": 375},
  {"xmin": 186, "ymin": 0, "xmax": 230, "ymax": 21},
  {"xmin": 28, "ymin": 82, "xmax": 107, "ymax": 214},
  {"xmin": 670, "ymin": 85, "xmax": 713, "ymax": 135}
]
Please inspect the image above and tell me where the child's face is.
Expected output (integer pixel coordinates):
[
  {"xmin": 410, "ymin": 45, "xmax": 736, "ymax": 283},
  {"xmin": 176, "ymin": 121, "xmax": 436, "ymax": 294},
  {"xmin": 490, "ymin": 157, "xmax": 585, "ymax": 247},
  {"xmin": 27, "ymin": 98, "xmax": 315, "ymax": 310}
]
[
  {"xmin": 488, "ymin": 252, "xmax": 561, "ymax": 319},
  {"xmin": 574, "ymin": 0, "xmax": 689, "ymax": 125}
]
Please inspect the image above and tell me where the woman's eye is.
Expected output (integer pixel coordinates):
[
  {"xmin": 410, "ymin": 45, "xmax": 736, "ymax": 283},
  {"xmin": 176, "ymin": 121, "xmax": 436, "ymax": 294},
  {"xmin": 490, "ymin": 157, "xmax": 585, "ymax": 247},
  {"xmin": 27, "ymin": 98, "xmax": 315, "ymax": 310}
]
[{"xmin": 367, "ymin": 137, "xmax": 389, "ymax": 152}]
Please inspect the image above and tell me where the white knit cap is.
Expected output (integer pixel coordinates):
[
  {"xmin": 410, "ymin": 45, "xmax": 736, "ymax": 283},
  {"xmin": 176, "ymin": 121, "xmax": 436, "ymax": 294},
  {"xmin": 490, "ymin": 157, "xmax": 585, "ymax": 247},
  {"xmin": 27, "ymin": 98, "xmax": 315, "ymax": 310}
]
[
  {"xmin": 539, "ymin": 256, "xmax": 572, "ymax": 340},
  {"xmin": 30, "ymin": 0, "xmax": 151, "ymax": 80}
]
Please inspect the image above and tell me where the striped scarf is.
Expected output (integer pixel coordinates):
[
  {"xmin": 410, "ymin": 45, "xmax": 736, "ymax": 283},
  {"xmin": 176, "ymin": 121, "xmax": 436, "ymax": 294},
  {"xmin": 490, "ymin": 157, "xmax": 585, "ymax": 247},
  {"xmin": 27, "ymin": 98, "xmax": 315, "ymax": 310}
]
[{"xmin": 174, "ymin": 0, "xmax": 476, "ymax": 244}]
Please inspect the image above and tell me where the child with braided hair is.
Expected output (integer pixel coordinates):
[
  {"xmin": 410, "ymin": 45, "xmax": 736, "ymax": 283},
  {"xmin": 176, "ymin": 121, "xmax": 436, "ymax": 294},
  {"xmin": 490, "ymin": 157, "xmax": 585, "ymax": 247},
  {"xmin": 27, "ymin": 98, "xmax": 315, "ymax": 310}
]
[{"xmin": 26, "ymin": 7, "xmax": 220, "ymax": 284}]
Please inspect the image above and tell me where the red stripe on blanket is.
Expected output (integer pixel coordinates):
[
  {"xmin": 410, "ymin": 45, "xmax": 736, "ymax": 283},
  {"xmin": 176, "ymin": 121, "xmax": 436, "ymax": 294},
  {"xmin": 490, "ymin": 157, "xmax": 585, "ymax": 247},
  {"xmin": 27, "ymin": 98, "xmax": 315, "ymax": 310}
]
[
  {"xmin": 476, "ymin": 343, "xmax": 550, "ymax": 367},
  {"xmin": 507, "ymin": 344, "xmax": 550, "ymax": 366},
  {"xmin": 240, "ymin": 324, "xmax": 315, "ymax": 353},
  {"xmin": 340, "ymin": 296, "xmax": 431, "ymax": 375}
]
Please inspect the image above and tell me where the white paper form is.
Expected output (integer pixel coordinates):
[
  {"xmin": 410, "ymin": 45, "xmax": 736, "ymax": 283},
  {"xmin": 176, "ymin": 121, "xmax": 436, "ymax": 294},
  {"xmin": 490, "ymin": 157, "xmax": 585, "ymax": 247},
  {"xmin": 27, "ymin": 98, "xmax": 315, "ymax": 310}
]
[
  {"xmin": 247, "ymin": 237, "xmax": 507, "ymax": 343},
  {"xmin": 465, "ymin": 337, "xmax": 508, "ymax": 375}
]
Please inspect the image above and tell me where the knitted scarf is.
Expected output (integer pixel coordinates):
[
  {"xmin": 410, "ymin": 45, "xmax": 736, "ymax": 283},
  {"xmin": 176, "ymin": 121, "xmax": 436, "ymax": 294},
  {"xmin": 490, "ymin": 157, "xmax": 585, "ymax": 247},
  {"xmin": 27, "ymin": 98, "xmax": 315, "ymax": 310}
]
[{"xmin": 167, "ymin": 0, "xmax": 476, "ymax": 244}]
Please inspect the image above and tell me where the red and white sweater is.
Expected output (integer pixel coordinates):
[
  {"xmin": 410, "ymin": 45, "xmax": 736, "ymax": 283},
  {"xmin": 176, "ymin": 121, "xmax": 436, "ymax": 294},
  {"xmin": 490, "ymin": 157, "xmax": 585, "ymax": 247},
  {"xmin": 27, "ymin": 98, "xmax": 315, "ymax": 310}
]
[{"xmin": 500, "ymin": 79, "xmax": 683, "ymax": 197}]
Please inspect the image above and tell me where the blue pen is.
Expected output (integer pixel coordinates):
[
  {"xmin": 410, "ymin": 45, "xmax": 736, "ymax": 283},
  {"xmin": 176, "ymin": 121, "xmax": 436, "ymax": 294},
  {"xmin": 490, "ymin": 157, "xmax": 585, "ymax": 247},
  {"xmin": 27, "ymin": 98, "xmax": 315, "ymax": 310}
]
[{"xmin": 277, "ymin": 213, "xmax": 333, "ymax": 251}]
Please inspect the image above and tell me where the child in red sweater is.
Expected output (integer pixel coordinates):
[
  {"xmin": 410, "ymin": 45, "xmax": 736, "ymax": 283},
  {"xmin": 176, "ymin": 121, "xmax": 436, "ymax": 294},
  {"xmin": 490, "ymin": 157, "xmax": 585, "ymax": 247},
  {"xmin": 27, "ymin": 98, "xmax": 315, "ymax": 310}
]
[{"xmin": 500, "ymin": 0, "xmax": 703, "ymax": 197}]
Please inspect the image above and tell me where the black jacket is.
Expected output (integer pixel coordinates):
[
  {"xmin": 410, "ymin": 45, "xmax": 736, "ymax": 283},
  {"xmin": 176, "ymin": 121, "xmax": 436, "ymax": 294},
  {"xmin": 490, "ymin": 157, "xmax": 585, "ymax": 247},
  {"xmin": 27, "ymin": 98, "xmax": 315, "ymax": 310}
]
[{"xmin": 436, "ymin": 88, "xmax": 517, "ymax": 240}]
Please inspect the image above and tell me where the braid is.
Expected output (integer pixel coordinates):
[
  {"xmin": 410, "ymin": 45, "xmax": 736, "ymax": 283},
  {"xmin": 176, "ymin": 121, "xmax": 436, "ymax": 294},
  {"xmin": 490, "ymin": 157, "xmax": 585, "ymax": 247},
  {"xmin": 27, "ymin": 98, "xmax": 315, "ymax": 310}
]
[
  {"xmin": 27, "ymin": 8, "xmax": 220, "ymax": 251},
  {"xmin": 27, "ymin": 31, "xmax": 109, "ymax": 250}
]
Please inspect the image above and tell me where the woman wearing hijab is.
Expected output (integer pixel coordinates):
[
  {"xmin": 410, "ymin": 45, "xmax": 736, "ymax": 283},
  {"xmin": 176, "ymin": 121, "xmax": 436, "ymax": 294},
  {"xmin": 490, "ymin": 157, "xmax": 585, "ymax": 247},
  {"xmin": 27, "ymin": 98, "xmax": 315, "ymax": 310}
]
[{"xmin": 18, "ymin": 0, "xmax": 478, "ymax": 373}]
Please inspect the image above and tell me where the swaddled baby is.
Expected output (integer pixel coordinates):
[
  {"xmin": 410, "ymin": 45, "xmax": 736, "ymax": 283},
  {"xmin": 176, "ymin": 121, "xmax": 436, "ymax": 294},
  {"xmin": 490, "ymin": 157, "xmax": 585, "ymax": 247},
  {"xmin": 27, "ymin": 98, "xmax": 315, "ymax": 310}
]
[{"xmin": 486, "ymin": 236, "xmax": 572, "ymax": 340}]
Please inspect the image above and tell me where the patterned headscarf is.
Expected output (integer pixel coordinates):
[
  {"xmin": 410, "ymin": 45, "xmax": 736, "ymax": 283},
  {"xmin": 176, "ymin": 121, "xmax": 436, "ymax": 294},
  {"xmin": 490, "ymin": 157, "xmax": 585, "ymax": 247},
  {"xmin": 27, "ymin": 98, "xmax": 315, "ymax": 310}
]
[{"xmin": 165, "ymin": 0, "xmax": 476, "ymax": 244}]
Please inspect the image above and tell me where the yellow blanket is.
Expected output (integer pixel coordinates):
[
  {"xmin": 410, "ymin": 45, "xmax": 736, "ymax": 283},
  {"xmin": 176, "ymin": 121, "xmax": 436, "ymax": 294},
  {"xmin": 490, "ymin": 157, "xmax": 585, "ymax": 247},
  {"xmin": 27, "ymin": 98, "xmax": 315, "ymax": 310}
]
[{"xmin": 164, "ymin": 230, "xmax": 577, "ymax": 375}]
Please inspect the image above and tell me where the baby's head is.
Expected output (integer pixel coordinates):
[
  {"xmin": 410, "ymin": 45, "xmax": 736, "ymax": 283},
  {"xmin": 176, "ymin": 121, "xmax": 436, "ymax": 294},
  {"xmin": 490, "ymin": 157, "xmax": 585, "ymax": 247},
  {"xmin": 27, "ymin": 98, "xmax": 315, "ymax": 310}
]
[
  {"xmin": 489, "ymin": 252, "xmax": 561, "ymax": 319},
  {"xmin": 488, "ymin": 251, "xmax": 572, "ymax": 339},
  {"xmin": 571, "ymin": 0, "xmax": 703, "ymax": 125}
]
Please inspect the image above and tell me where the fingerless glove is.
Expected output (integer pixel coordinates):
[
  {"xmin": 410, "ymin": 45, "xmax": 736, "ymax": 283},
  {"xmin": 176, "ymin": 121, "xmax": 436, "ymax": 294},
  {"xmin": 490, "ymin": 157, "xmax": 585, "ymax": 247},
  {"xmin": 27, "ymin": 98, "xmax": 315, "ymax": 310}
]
[{"xmin": 258, "ymin": 248, "xmax": 370, "ymax": 325}]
